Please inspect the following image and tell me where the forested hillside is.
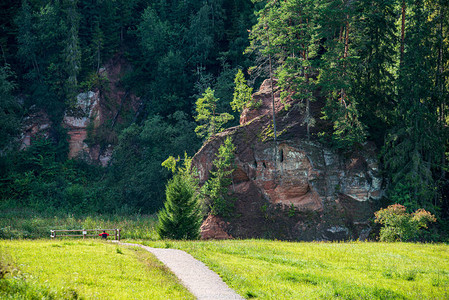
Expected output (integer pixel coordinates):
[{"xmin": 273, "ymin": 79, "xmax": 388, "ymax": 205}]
[
  {"xmin": 0, "ymin": 0, "xmax": 448, "ymax": 236},
  {"xmin": 0, "ymin": 0, "xmax": 259, "ymax": 214}
]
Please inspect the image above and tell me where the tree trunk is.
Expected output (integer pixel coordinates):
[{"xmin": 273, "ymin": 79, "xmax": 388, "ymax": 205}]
[
  {"xmin": 400, "ymin": 0, "xmax": 406, "ymax": 63},
  {"xmin": 266, "ymin": 23, "xmax": 278, "ymax": 174}
]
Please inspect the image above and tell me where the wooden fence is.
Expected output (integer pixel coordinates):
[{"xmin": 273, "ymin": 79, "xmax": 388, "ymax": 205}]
[{"xmin": 50, "ymin": 228, "xmax": 121, "ymax": 241}]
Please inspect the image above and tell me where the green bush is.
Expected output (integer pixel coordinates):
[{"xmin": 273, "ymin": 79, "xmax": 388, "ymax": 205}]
[{"xmin": 374, "ymin": 204, "xmax": 436, "ymax": 242}]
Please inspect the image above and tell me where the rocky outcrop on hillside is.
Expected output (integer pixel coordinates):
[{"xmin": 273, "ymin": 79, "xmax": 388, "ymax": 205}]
[
  {"xmin": 63, "ymin": 91, "xmax": 102, "ymax": 161},
  {"xmin": 194, "ymin": 79, "xmax": 383, "ymax": 241},
  {"xmin": 200, "ymin": 215, "xmax": 233, "ymax": 240},
  {"xmin": 20, "ymin": 55, "xmax": 140, "ymax": 165},
  {"xmin": 62, "ymin": 55, "xmax": 140, "ymax": 165},
  {"xmin": 20, "ymin": 107, "xmax": 52, "ymax": 150}
]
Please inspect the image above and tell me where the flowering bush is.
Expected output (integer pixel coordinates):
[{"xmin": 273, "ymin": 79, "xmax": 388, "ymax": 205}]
[{"xmin": 374, "ymin": 204, "xmax": 436, "ymax": 242}]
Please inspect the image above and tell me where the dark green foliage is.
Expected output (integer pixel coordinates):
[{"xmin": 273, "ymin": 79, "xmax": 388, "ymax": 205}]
[
  {"xmin": 0, "ymin": 65, "xmax": 20, "ymax": 149},
  {"xmin": 0, "ymin": 138, "xmax": 102, "ymax": 214},
  {"xmin": 202, "ymin": 136, "xmax": 236, "ymax": 217},
  {"xmin": 383, "ymin": 1, "xmax": 444, "ymax": 212},
  {"xmin": 156, "ymin": 157, "xmax": 202, "ymax": 240},
  {"xmin": 102, "ymin": 112, "xmax": 201, "ymax": 213},
  {"xmin": 350, "ymin": 0, "xmax": 397, "ymax": 146},
  {"xmin": 316, "ymin": 0, "xmax": 368, "ymax": 148}
]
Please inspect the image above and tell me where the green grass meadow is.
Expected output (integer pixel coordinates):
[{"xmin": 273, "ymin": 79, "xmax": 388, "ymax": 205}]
[
  {"xmin": 143, "ymin": 240, "xmax": 449, "ymax": 299},
  {"xmin": 0, "ymin": 240, "xmax": 194, "ymax": 299},
  {"xmin": 1, "ymin": 210, "xmax": 448, "ymax": 299}
]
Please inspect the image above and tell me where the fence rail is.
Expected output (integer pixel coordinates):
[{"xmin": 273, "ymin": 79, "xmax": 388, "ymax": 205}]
[{"xmin": 50, "ymin": 228, "xmax": 121, "ymax": 241}]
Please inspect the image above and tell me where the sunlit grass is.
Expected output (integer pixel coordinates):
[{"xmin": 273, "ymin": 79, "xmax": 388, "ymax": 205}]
[
  {"xmin": 140, "ymin": 240, "xmax": 449, "ymax": 299},
  {"xmin": 0, "ymin": 240, "xmax": 194, "ymax": 299}
]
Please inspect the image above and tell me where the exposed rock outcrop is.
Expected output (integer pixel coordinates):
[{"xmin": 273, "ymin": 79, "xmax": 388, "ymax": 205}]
[
  {"xmin": 63, "ymin": 91, "xmax": 102, "ymax": 161},
  {"xmin": 200, "ymin": 214, "xmax": 233, "ymax": 240},
  {"xmin": 20, "ymin": 107, "xmax": 52, "ymax": 150},
  {"xmin": 19, "ymin": 55, "xmax": 139, "ymax": 165},
  {"xmin": 194, "ymin": 79, "xmax": 383, "ymax": 241},
  {"xmin": 61, "ymin": 55, "xmax": 140, "ymax": 165}
]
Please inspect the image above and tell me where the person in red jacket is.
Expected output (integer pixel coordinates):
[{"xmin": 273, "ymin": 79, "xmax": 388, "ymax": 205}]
[{"xmin": 99, "ymin": 230, "xmax": 109, "ymax": 239}]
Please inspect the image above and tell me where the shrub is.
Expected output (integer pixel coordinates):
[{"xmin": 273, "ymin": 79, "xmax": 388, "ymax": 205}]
[{"xmin": 374, "ymin": 204, "xmax": 436, "ymax": 242}]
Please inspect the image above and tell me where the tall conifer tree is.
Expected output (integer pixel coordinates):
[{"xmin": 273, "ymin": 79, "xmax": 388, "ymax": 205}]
[{"xmin": 383, "ymin": 0, "xmax": 441, "ymax": 211}]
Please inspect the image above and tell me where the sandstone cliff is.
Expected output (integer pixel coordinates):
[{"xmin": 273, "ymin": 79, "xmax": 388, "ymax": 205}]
[
  {"xmin": 194, "ymin": 79, "xmax": 383, "ymax": 241},
  {"xmin": 20, "ymin": 55, "xmax": 139, "ymax": 165}
]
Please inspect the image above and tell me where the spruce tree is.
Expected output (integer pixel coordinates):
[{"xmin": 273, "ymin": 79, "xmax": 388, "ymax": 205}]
[
  {"xmin": 156, "ymin": 174, "xmax": 202, "ymax": 240},
  {"xmin": 383, "ymin": 0, "xmax": 441, "ymax": 211},
  {"xmin": 156, "ymin": 156, "xmax": 202, "ymax": 240}
]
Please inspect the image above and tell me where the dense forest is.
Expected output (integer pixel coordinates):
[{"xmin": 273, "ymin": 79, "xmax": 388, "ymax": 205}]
[{"xmin": 0, "ymin": 0, "xmax": 448, "ymax": 234}]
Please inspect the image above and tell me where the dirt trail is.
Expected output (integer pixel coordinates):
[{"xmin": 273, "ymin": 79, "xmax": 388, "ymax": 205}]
[{"xmin": 119, "ymin": 242, "xmax": 244, "ymax": 300}]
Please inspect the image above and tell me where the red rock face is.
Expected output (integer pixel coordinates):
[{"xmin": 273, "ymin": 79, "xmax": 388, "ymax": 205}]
[
  {"xmin": 61, "ymin": 55, "xmax": 140, "ymax": 166},
  {"xmin": 63, "ymin": 91, "xmax": 101, "ymax": 161},
  {"xmin": 194, "ymin": 79, "xmax": 383, "ymax": 241},
  {"xmin": 200, "ymin": 214, "xmax": 233, "ymax": 240}
]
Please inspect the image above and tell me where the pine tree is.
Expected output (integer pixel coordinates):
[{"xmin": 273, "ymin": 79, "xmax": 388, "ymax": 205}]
[
  {"xmin": 317, "ymin": 0, "xmax": 367, "ymax": 149},
  {"xmin": 16, "ymin": 0, "xmax": 40, "ymax": 81},
  {"xmin": 351, "ymin": 0, "xmax": 397, "ymax": 145},
  {"xmin": 202, "ymin": 136, "xmax": 236, "ymax": 217},
  {"xmin": 63, "ymin": 0, "xmax": 81, "ymax": 98},
  {"xmin": 156, "ymin": 155, "xmax": 202, "ymax": 240},
  {"xmin": 156, "ymin": 174, "xmax": 202, "ymax": 240},
  {"xmin": 246, "ymin": 0, "xmax": 281, "ymax": 167},
  {"xmin": 274, "ymin": 0, "xmax": 318, "ymax": 140},
  {"xmin": 383, "ymin": 0, "xmax": 441, "ymax": 211},
  {"xmin": 194, "ymin": 87, "xmax": 233, "ymax": 139},
  {"xmin": 231, "ymin": 69, "xmax": 253, "ymax": 113}
]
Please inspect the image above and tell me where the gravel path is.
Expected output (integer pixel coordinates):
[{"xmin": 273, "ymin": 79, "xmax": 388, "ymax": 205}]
[{"xmin": 119, "ymin": 242, "xmax": 244, "ymax": 300}]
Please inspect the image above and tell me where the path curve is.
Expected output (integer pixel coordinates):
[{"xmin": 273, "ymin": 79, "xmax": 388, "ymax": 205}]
[{"xmin": 118, "ymin": 242, "xmax": 244, "ymax": 300}]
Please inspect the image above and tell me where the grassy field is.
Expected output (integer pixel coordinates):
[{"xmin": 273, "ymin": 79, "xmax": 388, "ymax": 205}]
[
  {"xmin": 1, "ymin": 210, "xmax": 448, "ymax": 299},
  {"xmin": 0, "ymin": 240, "xmax": 193, "ymax": 299},
  {"xmin": 142, "ymin": 240, "xmax": 449, "ymax": 299},
  {"xmin": 0, "ymin": 209, "xmax": 158, "ymax": 240}
]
